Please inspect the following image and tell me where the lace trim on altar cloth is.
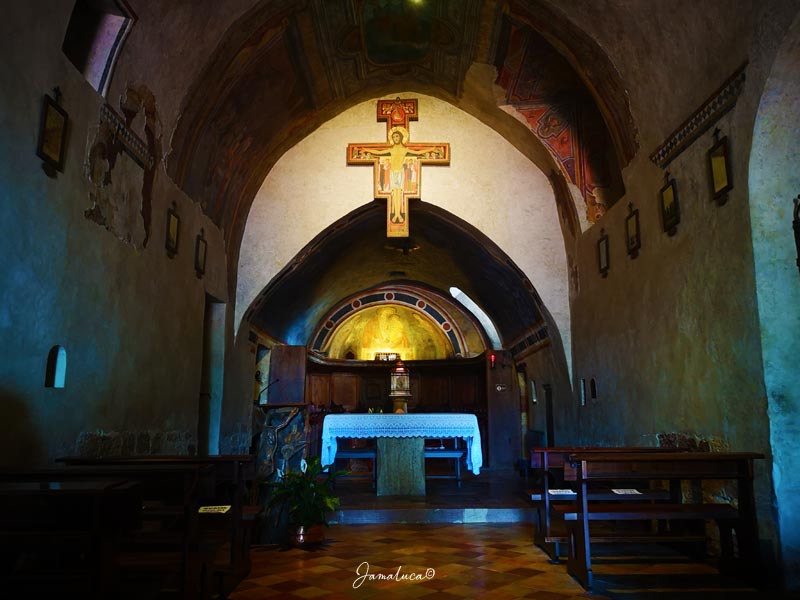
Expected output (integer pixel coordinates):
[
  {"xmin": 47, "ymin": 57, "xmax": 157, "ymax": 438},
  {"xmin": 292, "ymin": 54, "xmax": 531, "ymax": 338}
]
[{"xmin": 320, "ymin": 413, "xmax": 483, "ymax": 475}]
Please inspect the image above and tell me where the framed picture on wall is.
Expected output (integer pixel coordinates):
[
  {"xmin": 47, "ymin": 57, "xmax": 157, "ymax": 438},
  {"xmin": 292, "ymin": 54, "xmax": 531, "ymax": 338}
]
[
  {"xmin": 659, "ymin": 176, "xmax": 680, "ymax": 236},
  {"xmin": 36, "ymin": 92, "xmax": 68, "ymax": 174},
  {"xmin": 625, "ymin": 203, "xmax": 641, "ymax": 259},
  {"xmin": 165, "ymin": 202, "xmax": 180, "ymax": 258},
  {"xmin": 597, "ymin": 228, "xmax": 609, "ymax": 278},
  {"xmin": 708, "ymin": 129, "xmax": 732, "ymax": 205},
  {"xmin": 194, "ymin": 228, "xmax": 207, "ymax": 278}
]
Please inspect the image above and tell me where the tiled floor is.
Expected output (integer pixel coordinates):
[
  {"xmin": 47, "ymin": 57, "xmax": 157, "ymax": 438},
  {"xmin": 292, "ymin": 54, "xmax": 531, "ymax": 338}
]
[
  {"xmin": 233, "ymin": 469, "xmax": 790, "ymax": 599},
  {"xmin": 232, "ymin": 522, "xmax": 604, "ymax": 600}
]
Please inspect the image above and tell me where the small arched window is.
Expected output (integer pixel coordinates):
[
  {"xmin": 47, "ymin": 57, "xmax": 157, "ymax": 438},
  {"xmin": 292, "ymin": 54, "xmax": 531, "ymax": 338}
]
[
  {"xmin": 62, "ymin": 0, "xmax": 135, "ymax": 96},
  {"xmin": 449, "ymin": 286, "xmax": 502, "ymax": 349},
  {"xmin": 45, "ymin": 345, "xmax": 67, "ymax": 388}
]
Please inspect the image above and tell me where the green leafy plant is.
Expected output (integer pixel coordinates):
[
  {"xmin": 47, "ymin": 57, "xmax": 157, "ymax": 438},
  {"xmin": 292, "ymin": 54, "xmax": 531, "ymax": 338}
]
[{"xmin": 268, "ymin": 456, "xmax": 346, "ymax": 527}]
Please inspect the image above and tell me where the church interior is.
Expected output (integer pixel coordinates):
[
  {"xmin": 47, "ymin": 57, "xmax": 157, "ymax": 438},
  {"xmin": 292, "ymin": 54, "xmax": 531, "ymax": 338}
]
[{"xmin": 2, "ymin": 0, "xmax": 800, "ymax": 597}]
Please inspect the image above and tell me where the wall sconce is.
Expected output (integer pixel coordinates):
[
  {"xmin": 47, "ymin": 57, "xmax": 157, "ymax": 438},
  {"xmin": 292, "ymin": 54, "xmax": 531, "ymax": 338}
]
[
  {"xmin": 165, "ymin": 201, "xmax": 180, "ymax": 258},
  {"xmin": 489, "ymin": 352, "xmax": 510, "ymax": 369},
  {"xmin": 194, "ymin": 227, "xmax": 207, "ymax": 278},
  {"xmin": 793, "ymin": 195, "xmax": 800, "ymax": 274}
]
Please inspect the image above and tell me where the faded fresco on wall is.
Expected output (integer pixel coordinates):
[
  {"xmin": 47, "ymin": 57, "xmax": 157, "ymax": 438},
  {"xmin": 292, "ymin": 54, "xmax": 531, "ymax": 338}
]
[
  {"xmin": 495, "ymin": 15, "xmax": 624, "ymax": 222},
  {"xmin": 84, "ymin": 85, "xmax": 160, "ymax": 248}
]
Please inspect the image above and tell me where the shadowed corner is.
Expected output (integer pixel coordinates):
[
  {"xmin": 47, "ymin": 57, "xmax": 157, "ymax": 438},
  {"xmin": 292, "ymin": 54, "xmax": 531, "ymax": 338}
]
[{"xmin": 0, "ymin": 388, "xmax": 45, "ymax": 468}]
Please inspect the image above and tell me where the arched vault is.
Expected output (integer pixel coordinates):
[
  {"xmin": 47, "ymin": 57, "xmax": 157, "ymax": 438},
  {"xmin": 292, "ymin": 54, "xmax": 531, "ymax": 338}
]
[{"xmin": 166, "ymin": 0, "xmax": 638, "ymax": 278}]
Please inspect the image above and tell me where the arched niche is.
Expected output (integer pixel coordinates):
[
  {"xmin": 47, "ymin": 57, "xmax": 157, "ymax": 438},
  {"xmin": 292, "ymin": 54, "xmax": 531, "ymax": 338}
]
[{"xmin": 310, "ymin": 285, "xmax": 486, "ymax": 360}]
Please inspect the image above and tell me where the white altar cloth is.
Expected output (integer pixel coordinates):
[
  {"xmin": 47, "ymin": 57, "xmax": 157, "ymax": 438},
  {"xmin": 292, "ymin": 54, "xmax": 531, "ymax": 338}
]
[{"xmin": 321, "ymin": 413, "xmax": 482, "ymax": 475}]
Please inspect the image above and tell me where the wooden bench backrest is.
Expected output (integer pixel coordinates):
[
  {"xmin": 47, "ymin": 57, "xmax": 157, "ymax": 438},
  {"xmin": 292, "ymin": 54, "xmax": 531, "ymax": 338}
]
[
  {"xmin": 564, "ymin": 452, "xmax": 763, "ymax": 482},
  {"xmin": 2, "ymin": 463, "xmax": 216, "ymax": 506},
  {"xmin": 0, "ymin": 478, "xmax": 142, "ymax": 529},
  {"xmin": 56, "ymin": 455, "xmax": 255, "ymax": 485},
  {"xmin": 530, "ymin": 446, "xmax": 676, "ymax": 469}
]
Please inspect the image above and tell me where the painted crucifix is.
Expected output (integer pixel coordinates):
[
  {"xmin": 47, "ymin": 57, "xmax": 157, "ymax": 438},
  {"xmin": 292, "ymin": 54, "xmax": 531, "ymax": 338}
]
[{"xmin": 347, "ymin": 97, "xmax": 450, "ymax": 237}]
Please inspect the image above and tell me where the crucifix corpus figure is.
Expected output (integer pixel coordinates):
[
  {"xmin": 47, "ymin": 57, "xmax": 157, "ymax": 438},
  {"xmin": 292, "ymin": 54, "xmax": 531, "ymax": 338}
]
[{"xmin": 347, "ymin": 97, "xmax": 450, "ymax": 237}]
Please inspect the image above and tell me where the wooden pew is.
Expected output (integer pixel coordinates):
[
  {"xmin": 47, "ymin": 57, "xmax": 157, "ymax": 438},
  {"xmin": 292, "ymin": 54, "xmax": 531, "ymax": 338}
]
[
  {"xmin": 332, "ymin": 441, "xmax": 377, "ymax": 488},
  {"xmin": 22, "ymin": 462, "xmax": 218, "ymax": 599},
  {"xmin": 529, "ymin": 447, "xmax": 674, "ymax": 561},
  {"xmin": 561, "ymin": 451, "xmax": 764, "ymax": 589},
  {"xmin": 56, "ymin": 455, "xmax": 260, "ymax": 597},
  {"xmin": 424, "ymin": 438, "xmax": 467, "ymax": 487},
  {"xmin": 0, "ymin": 477, "xmax": 142, "ymax": 599}
]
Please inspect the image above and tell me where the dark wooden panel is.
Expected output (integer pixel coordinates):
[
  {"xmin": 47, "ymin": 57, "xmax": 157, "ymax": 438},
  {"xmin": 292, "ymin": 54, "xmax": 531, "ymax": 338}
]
[
  {"xmin": 332, "ymin": 373, "xmax": 359, "ymax": 412},
  {"xmin": 270, "ymin": 345, "xmax": 307, "ymax": 404},
  {"xmin": 361, "ymin": 376, "xmax": 389, "ymax": 413},
  {"xmin": 450, "ymin": 374, "xmax": 479, "ymax": 410},
  {"xmin": 419, "ymin": 375, "xmax": 450, "ymax": 411}
]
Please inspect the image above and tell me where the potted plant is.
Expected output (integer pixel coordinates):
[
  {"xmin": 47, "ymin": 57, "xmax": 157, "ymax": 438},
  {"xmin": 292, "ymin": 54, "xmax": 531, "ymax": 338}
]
[{"xmin": 268, "ymin": 456, "xmax": 345, "ymax": 546}]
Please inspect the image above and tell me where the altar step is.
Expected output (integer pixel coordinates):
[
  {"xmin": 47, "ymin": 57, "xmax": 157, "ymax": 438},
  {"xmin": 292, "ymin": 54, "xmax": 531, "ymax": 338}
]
[
  {"xmin": 329, "ymin": 468, "xmax": 536, "ymax": 524},
  {"xmin": 330, "ymin": 506, "xmax": 536, "ymax": 525}
]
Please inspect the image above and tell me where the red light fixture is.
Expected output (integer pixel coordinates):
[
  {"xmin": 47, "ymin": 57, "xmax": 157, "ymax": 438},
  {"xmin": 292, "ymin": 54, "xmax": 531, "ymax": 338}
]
[{"xmin": 489, "ymin": 353, "xmax": 496, "ymax": 369}]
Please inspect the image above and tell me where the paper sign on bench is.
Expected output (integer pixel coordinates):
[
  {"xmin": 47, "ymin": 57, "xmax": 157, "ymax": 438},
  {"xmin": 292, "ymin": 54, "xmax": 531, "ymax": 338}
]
[
  {"xmin": 548, "ymin": 489, "xmax": 577, "ymax": 495},
  {"xmin": 611, "ymin": 489, "xmax": 642, "ymax": 495},
  {"xmin": 199, "ymin": 505, "xmax": 231, "ymax": 514}
]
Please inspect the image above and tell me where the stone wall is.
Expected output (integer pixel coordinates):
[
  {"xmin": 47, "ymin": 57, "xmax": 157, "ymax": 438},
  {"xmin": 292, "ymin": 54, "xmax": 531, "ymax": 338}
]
[
  {"xmin": 74, "ymin": 430, "xmax": 195, "ymax": 457},
  {"xmin": 0, "ymin": 3, "xmax": 229, "ymax": 467}
]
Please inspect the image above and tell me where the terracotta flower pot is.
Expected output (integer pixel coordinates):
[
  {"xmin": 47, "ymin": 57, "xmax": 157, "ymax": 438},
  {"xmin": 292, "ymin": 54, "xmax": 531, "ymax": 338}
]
[{"xmin": 289, "ymin": 523, "xmax": 326, "ymax": 547}]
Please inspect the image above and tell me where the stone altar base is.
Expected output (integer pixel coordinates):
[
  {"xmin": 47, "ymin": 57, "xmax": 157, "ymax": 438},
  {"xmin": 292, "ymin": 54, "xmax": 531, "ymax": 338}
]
[{"xmin": 377, "ymin": 437, "xmax": 425, "ymax": 496}]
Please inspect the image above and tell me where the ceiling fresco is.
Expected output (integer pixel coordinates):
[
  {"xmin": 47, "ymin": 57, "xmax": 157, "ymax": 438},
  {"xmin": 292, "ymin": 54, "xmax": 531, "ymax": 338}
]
[
  {"xmin": 494, "ymin": 15, "xmax": 626, "ymax": 221},
  {"xmin": 360, "ymin": 1, "xmax": 435, "ymax": 64},
  {"xmin": 319, "ymin": 0, "xmax": 482, "ymax": 98}
]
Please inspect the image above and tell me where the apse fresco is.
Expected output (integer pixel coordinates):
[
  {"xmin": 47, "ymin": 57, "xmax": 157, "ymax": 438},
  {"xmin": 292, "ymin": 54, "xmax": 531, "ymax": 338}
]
[{"xmin": 324, "ymin": 304, "xmax": 453, "ymax": 360}]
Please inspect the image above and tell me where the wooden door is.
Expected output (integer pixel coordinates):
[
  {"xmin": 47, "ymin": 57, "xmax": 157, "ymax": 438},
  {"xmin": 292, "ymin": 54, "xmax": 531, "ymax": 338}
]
[{"xmin": 487, "ymin": 350, "xmax": 520, "ymax": 469}]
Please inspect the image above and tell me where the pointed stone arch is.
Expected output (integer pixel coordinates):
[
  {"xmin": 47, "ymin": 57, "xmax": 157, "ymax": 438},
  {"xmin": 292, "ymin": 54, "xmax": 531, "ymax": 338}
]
[{"xmin": 748, "ymin": 10, "xmax": 800, "ymax": 585}]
